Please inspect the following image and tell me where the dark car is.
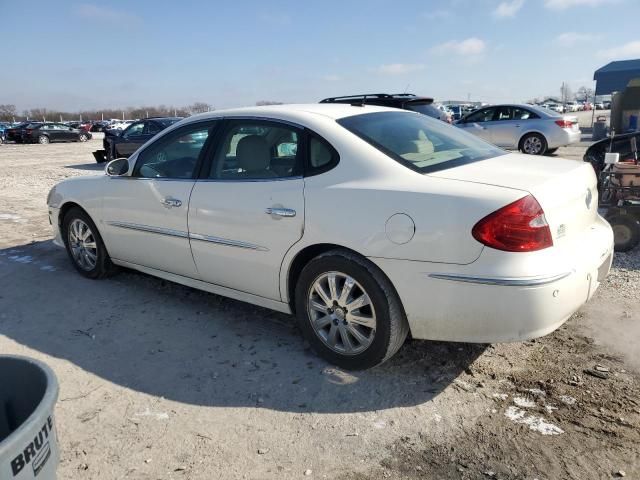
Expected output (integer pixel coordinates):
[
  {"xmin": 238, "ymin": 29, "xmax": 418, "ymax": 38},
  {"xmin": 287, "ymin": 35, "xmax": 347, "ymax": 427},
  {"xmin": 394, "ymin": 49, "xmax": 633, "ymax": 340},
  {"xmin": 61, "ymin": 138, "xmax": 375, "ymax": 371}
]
[
  {"xmin": 584, "ymin": 131, "xmax": 640, "ymax": 176},
  {"xmin": 0, "ymin": 122, "xmax": 10, "ymax": 144},
  {"xmin": 19, "ymin": 122, "xmax": 92, "ymax": 144},
  {"xmin": 319, "ymin": 93, "xmax": 449, "ymax": 122},
  {"xmin": 91, "ymin": 121, "xmax": 111, "ymax": 132},
  {"xmin": 102, "ymin": 117, "xmax": 182, "ymax": 162},
  {"xmin": 5, "ymin": 122, "xmax": 38, "ymax": 143}
]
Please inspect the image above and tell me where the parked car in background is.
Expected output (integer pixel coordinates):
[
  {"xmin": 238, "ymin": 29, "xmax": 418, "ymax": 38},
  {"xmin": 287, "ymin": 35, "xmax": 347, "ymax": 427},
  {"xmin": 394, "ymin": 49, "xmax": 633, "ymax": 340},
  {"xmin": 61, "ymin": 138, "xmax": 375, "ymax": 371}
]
[
  {"xmin": 0, "ymin": 122, "xmax": 10, "ymax": 144},
  {"xmin": 319, "ymin": 93, "xmax": 451, "ymax": 122},
  {"xmin": 603, "ymin": 100, "xmax": 611, "ymax": 110},
  {"xmin": 455, "ymin": 104, "xmax": 580, "ymax": 155},
  {"xmin": 595, "ymin": 102, "xmax": 605, "ymax": 110},
  {"xmin": 91, "ymin": 121, "xmax": 111, "ymax": 132},
  {"xmin": 48, "ymin": 104, "xmax": 613, "ymax": 369},
  {"xmin": 17, "ymin": 122, "xmax": 92, "ymax": 144},
  {"xmin": 545, "ymin": 103, "xmax": 565, "ymax": 114},
  {"xmin": 564, "ymin": 101, "xmax": 580, "ymax": 112},
  {"xmin": 5, "ymin": 121, "xmax": 37, "ymax": 143},
  {"xmin": 102, "ymin": 117, "xmax": 182, "ymax": 162}
]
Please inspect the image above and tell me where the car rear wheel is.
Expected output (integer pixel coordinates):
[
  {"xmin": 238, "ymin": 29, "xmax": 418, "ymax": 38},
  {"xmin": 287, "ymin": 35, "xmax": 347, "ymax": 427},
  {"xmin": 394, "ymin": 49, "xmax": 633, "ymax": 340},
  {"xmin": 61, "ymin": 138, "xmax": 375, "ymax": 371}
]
[
  {"xmin": 295, "ymin": 249, "xmax": 409, "ymax": 370},
  {"xmin": 520, "ymin": 133, "xmax": 547, "ymax": 155},
  {"xmin": 38, "ymin": 135, "xmax": 50, "ymax": 145},
  {"xmin": 609, "ymin": 214, "xmax": 640, "ymax": 252},
  {"xmin": 62, "ymin": 207, "xmax": 118, "ymax": 279},
  {"xmin": 79, "ymin": 133, "xmax": 88, "ymax": 142}
]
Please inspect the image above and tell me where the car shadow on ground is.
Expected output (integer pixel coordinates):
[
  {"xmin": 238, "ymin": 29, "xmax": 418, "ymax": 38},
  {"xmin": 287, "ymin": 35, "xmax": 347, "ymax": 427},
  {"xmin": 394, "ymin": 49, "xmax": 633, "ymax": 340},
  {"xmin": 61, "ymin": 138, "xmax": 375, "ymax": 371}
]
[
  {"xmin": 0, "ymin": 240, "xmax": 486, "ymax": 414},
  {"xmin": 64, "ymin": 162, "xmax": 104, "ymax": 171}
]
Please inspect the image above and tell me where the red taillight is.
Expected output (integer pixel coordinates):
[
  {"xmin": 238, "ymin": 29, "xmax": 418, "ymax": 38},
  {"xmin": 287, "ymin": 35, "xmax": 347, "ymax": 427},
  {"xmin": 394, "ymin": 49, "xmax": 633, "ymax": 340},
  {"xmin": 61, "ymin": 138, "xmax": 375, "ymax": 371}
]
[
  {"xmin": 555, "ymin": 119, "xmax": 573, "ymax": 128},
  {"xmin": 472, "ymin": 195, "xmax": 553, "ymax": 252}
]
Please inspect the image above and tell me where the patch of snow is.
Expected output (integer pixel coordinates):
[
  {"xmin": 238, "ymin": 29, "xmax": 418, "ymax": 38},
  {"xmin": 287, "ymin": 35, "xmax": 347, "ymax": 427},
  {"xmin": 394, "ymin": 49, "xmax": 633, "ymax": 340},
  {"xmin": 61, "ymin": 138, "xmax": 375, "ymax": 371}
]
[
  {"xmin": 492, "ymin": 393, "xmax": 509, "ymax": 400},
  {"xmin": 134, "ymin": 408, "xmax": 169, "ymax": 420},
  {"xmin": 8, "ymin": 255, "xmax": 33, "ymax": 264},
  {"xmin": 528, "ymin": 388, "xmax": 546, "ymax": 397},
  {"xmin": 545, "ymin": 405, "xmax": 558, "ymax": 413},
  {"xmin": 559, "ymin": 395, "xmax": 576, "ymax": 406},
  {"xmin": 0, "ymin": 213, "xmax": 27, "ymax": 223},
  {"xmin": 432, "ymin": 414, "xmax": 442, "ymax": 423},
  {"xmin": 504, "ymin": 406, "xmax": 564, "ymax": 435},
  {"xmin": 373, "ymin": 420, "xmax": 386, "ymax": 429},
  {"xmin": 513, "ymin": 397, "xmax": 536, "ymax": 408}
]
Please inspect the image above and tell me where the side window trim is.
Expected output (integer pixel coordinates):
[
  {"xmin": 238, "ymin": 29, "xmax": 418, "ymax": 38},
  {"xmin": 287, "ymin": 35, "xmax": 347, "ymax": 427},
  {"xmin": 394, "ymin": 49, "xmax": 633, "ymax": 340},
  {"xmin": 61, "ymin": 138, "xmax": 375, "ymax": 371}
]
[
  {"xmin": 303, "ymin": 130, "xmax": 340, "ymax": 177},
  {"xmin": 205, "ymin": 118, "xmax": 305, "ymax": 181},
  {"xmin": 131, "ymin": 120, "xmax": 219, "ymax": 180}
]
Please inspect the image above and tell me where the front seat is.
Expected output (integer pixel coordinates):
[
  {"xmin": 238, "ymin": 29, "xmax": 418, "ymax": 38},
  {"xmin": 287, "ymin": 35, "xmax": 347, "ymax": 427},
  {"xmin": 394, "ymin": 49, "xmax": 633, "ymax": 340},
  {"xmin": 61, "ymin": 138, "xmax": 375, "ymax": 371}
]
[{"xmin": 235, "ymin": 135, "xmax": 277, "ymax": 178}]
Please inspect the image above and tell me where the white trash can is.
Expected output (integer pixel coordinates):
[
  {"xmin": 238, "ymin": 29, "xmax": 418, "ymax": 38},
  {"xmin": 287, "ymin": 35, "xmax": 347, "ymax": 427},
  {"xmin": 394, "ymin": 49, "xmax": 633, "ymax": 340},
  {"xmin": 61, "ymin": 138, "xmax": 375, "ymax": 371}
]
[{"xmin": 0, "ymin": 356, "xmax": 59, "ymax": 480}]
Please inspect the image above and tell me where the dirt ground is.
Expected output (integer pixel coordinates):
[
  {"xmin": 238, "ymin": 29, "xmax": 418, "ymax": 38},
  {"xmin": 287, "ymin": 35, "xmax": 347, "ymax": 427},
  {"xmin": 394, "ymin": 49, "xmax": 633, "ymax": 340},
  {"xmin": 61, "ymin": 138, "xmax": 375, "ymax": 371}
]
[{"xmin": 0, "ymin": 134, "xmax": 638, "ymax": 480}]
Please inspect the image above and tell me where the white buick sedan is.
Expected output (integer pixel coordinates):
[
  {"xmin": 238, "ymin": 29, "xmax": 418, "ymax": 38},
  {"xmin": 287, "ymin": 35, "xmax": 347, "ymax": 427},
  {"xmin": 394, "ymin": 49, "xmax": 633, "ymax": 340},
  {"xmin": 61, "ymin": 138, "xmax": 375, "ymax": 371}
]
[{"xmin": 47, "ymin": 104, "xmax": 613, "ymax": 369}]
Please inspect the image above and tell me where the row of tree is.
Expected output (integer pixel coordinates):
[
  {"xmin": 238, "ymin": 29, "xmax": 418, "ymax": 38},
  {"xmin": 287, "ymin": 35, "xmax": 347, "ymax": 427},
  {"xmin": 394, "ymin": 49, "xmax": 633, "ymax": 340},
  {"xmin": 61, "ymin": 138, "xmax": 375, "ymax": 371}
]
[
  {"xmin": 0, "ymin": 102, "xmax": 216, "ymax": 123},
  {"xmin": 527, "ymin": 85, "xmax": 596, "ymax": 106},
  {"xmin": 0, "ymin": 101, "xmax": 288, "ymax": 123}
]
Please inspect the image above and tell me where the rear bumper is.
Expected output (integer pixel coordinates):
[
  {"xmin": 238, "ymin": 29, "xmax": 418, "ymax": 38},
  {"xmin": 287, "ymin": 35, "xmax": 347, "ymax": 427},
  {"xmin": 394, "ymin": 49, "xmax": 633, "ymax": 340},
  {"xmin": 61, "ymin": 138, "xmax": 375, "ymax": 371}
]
[
  {"xmin": 371, "ymin": 215, "xmax": 613, "ymax": 343},
  {"xmin": 548, "ymin": 128, "xmax": 581, "ymax": 149}
]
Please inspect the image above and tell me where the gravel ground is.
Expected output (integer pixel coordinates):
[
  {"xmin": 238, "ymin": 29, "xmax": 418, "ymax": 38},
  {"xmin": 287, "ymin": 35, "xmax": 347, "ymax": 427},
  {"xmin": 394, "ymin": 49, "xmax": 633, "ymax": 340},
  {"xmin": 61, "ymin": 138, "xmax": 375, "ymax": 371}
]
[{"xmin": 0, "ymin": 136, "xmax": 638, "ymax": 480}]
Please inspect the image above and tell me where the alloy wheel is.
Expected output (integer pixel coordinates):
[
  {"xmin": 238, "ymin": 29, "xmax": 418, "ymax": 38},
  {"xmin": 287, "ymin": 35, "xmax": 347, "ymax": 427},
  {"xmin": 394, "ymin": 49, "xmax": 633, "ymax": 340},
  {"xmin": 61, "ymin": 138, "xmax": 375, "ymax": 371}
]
[
  {"xmin": 68, "ymin": 218, "xmax": 98, "ymax": 271},
  {"xmin": 522, "ymin": 136, "xmax": 542, "ymax": 154},
  {"xmin": 307, "ymin": 271, "xmax": 376, "ymax": 355},
  {"xmin": 38, "ymin": 136, "xmax": 49, "ymax": 144}
]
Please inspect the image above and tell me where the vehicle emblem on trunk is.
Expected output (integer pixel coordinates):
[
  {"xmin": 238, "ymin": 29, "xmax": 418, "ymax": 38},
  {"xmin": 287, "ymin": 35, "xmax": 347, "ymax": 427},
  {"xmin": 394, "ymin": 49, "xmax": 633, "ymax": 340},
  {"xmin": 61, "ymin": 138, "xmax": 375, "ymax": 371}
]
[{"xmin": 585, "ymin": 188, "xmax": 593, "ymax": 209}]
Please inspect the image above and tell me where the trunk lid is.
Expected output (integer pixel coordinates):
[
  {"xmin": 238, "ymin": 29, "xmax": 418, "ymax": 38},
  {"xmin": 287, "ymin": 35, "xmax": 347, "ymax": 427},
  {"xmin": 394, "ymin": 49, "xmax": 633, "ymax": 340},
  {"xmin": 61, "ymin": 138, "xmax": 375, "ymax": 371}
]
[{"xmin": 430, "ymin": 153, "xmax": 599, "ymax": 245}]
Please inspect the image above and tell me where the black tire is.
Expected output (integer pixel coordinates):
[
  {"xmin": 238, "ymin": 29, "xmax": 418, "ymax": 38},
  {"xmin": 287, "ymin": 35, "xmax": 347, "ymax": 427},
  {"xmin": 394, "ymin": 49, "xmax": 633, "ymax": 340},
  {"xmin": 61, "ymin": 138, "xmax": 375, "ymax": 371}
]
[
  {"xmin": 519, "ymin": 133, "xmax": 547, "ymax": 155},
  {"xmin": 38, "ymin": 135, "xmax": 49, "ymax": 145},
  {"xmin": 608, "ymin": 214, "xmax": 640, "ymax": 252},
  {"xmin": 545, "ymin": 148, "xmax": 558, "ymax": 155},
  {"xmin": 62, "ymin": 207, "xmax": 118, "ymax": 279},
  {"xmin": 294, "ymin": 249, "xmax": 409, "ymax": 370},
  {"xmin": 79, "ymin": 133, "xmax": 88, "ymax": 142}
]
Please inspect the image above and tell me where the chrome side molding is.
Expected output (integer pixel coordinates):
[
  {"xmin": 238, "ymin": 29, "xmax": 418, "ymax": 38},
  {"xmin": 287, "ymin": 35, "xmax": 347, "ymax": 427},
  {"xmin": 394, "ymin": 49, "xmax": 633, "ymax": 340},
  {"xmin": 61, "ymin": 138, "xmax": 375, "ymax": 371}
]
[{"xmin": 428, "ymin": 271, "xmax": 572, "ymax": 287}]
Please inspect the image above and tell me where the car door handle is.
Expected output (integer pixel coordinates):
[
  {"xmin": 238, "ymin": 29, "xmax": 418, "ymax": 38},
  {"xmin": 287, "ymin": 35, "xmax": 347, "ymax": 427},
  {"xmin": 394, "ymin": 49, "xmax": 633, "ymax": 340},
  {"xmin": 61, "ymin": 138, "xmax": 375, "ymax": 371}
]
[
  {"xmin": 161, "ymin": 197, "xmax": 182, "ymax": 208},
  {"xmin": 265, "ymin": 207, "xmax": 296, "ymax": 217},
  {"xmin": 515, "ymin": 124, "xmax": 521, "ymax": 128}
]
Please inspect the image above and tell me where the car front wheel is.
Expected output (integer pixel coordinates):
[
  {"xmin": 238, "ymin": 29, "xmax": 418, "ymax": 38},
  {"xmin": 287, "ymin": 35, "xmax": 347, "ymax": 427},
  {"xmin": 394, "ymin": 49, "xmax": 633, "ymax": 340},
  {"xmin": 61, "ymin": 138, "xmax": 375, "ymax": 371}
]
[
  {"xmin": 38, "ymin": 135, "xmax": 50, "ymax": 145},
  {"xmin": 295, "ymin": 250, "xmax": 409, "ymax": 370},
  {"xmin": 520, "ymin": 133, "xmax": 547, "ymax": 155},
  {"xmin": 62, "ymin": 207, "xmax": 117, "ymax": 279}
]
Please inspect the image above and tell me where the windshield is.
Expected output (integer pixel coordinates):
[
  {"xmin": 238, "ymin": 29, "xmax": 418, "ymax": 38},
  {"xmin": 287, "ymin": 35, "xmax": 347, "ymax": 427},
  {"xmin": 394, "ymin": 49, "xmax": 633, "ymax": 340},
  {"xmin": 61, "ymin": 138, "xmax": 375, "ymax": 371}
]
[{"xmin": 337, "ymin": 111, "xmax": 505, "ymax": 174}]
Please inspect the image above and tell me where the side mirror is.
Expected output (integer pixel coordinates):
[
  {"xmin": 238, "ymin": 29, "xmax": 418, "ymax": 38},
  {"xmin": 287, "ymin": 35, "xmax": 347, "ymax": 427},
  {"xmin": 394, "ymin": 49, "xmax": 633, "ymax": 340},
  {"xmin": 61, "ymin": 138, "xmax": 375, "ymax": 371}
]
[{"xmin": 106, "ymin": 158, "xmax": 130, "ymax": 176}]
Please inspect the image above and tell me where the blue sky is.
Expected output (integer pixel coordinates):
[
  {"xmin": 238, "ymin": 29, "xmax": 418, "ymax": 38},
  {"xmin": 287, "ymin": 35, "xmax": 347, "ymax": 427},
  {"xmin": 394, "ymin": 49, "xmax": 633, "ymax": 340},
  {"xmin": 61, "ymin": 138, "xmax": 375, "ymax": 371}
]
[{"xmin": 1, "ymin": 0, "xmax": 639, "ymax": 111}]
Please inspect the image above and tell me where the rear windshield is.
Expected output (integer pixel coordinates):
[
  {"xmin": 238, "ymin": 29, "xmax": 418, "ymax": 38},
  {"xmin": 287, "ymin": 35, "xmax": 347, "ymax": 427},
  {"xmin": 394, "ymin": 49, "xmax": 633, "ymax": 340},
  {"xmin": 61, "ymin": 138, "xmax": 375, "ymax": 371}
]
[
  {"xmin": 405, "ymin": 103, "xmax": 442, "ymax": 119},
  {"xmin": 337, "ymin": 111, "xmax": 505, "ymax": 173}
]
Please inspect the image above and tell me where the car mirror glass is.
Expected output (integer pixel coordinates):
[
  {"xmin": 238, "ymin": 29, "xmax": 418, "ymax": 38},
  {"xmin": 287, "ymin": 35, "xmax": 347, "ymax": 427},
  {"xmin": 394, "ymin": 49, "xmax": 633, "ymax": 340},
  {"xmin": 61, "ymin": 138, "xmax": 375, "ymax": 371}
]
[{"xmin": 106, "ymin": 158, "xmax": 129, "ymax": 176}]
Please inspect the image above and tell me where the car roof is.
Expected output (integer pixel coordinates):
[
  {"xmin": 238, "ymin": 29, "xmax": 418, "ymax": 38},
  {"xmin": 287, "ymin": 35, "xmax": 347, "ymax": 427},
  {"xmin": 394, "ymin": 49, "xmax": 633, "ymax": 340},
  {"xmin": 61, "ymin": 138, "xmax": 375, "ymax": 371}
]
[{"xmin": 186, "ymin": 103, "xmax": 403, "ymax": 123}]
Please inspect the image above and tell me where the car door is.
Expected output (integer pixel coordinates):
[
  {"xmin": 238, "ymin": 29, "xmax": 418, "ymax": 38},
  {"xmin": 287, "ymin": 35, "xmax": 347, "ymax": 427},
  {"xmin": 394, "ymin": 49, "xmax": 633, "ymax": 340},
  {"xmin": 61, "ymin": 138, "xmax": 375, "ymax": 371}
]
[
  {"xmin": 56, "ymin": 123, "xmax": 76, "ymax": 141},
  {"xmin": 486, "ymin": 106, "xmax": 518, "ymax": 148},
  {"xmin": 101, "ymin": 120, "xmax": 218, "ymax": 277},
  {"xmin": 115, "ymin": 121, "xmax": 146, "ymax": 157},
  {"xmin": 188, "ymin": 119, "xmax": 305, "ymax": 300},
  {"xmin": 456, "ymin": 107, "xmax": 495, "ymax": 142}
]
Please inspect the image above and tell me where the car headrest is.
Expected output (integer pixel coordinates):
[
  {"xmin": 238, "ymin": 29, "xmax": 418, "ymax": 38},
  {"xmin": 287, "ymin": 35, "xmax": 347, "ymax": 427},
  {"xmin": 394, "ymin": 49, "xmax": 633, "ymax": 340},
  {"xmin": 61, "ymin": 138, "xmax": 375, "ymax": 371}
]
[{"xmin": 236, "ymin": 135, "xmax": 270, "ymax": 172}]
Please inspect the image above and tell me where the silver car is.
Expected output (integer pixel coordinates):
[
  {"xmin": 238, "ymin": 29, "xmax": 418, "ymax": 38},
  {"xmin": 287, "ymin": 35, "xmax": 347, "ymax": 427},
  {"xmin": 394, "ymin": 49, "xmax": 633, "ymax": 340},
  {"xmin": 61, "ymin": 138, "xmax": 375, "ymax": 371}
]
[{"xmin": 455, "ymin": 104, "xmax": 581, "ymax": 155}]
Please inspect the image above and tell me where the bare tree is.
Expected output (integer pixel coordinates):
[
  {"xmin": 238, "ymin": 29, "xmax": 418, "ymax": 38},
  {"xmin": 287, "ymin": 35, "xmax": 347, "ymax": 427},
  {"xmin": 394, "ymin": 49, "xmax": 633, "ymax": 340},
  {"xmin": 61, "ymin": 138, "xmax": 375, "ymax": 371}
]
[
  {"xmin": 576, "ymin": 86, "xmax": 594, "ymax": 102},
  {"xmin": 560, "ymin": 83, "xmax": 573, "ymax": 105},
  {"xmin": 187, "ymin": 102, "xmax": 213, "ymax": 115},
  {"xmin": 256, "ymin": 100, "xmax": 284, "ymax": 106},
  {"xmin": 0, "ymin": 104, "xmax": 17, "ymax": 122}
]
